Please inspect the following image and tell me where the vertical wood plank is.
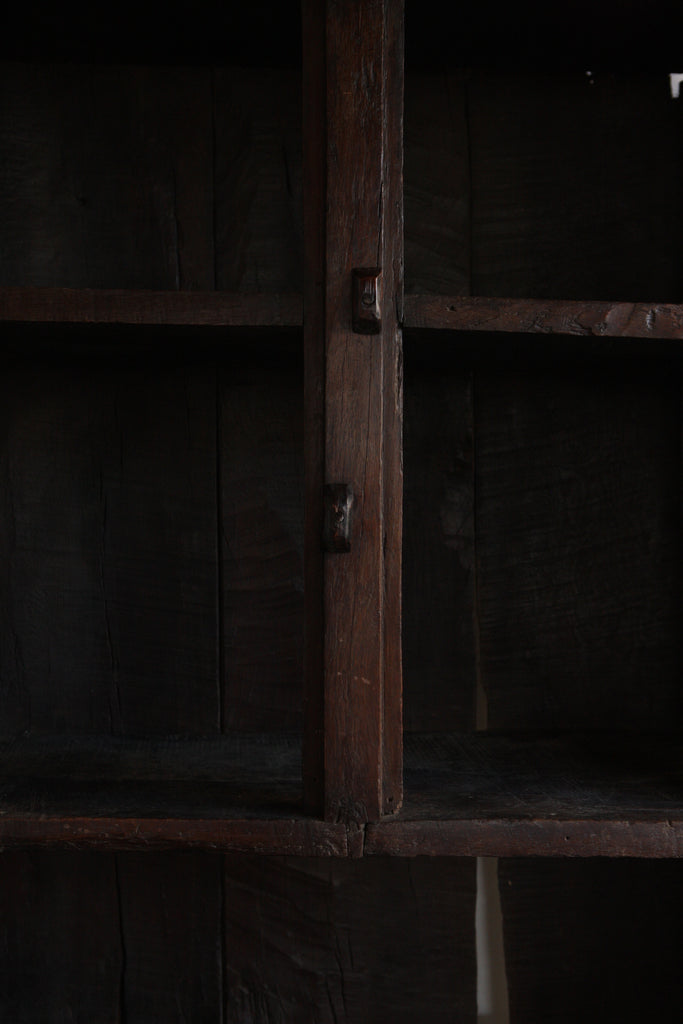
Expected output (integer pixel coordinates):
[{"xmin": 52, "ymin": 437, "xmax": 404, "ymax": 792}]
[
  {"xmin": 477, "ymin": 358, "xmax": 681, "ymax": 731},
  {"xmin": 0, "ymin": 852, "xmax": 122, "ymax": 1023},
  {"xmin": 223, "ymin": 855, "xmax": 476, "ymax": 1023},
  {"xmin": 402, "ymin": 353, "xmax": 476, "ymax": 731},
  {"xmin": 469, "ymin": 72, "xmax": 683, "ymax": 300},
  {"xmin": 404, "ymin": 72, "xmax": 471, "ymax": 295},
  {"xmin": 0, "ymin": 851, "xmax": 224, "ymax": 1023},
  {"xmin": 213, "ymin": 69, "xmax": 302, "ymax": 292},
  {"xmin": 115, "ymin": 852, "xmax": 223, "ymax": 1023},
  {"xmin": 0, "ymin": 345, "xmax": 219, "ymax": 735},
  {"xmin": 219, "ymin": 345, "xmax": 304, "ymax": 730},
  {"xmin": 380, "ymin": 0, "xmax": 405, "ymax": 815},
  {"xmin": 305, "ymin": 0, "xmax": 404, "ymax": 823},
  {"xmin": 302, "ymin": 0, "xmax": 326, "ymax": 813},
  {"xmin": 0, "ymin": 64, "xmax": 214, "ymax": 290},
  {"xmin": 498, "ymin": 859, "xmax": 683, "ymax": 1023}
]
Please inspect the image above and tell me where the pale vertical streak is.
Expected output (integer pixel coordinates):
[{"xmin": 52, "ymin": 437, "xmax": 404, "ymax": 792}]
[{"xmin": 473, "ymin": 366, "xmax": 509, "ymax": 1023}]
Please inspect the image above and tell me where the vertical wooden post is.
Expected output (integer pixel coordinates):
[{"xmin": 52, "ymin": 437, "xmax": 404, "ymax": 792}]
[{"xmin": 303, "ymin": 0, "xmax": 404, "ymax": 822}]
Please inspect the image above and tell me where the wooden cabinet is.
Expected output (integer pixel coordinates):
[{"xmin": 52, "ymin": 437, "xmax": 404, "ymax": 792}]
[{"xmin": 1, "ymin": 0, "xmax": 683, "ymax": 1019}]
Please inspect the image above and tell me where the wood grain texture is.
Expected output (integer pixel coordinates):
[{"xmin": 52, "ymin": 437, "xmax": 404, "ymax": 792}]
[
  {"xmin": 498, "ymin": 859, "xmax": 683, "ymax": 1022},
  {"xmin": 0, "ymin": 851, "xmax": 223, "ymax": 1022},
  {"xmin": 364, "ymin": 732, "xmax": 683, "ymax": 857},
  {"xmin": 222, "ymin": 855, "xmax": 476, "ymax": 1023},
  {"xmin": 0, "ymin": 733, "xmax": 303, "ymax": 821},
  {"xmin": 0, "ymin": 348, "xmax": 219, "ymax": 736},
  {"xmin": 469, "ymin": 72, "xmax": 683, "ymax": 300},
  {"xmin": 113, "ymin": 853, "xmax": 223, "ymax": 1022},
  {"xmin": 301, "ymin": 0, "xmax": 326, "ymax": 813},
  {"xmin": 0, "ymin": 852, "xmax": 122, "ymax": 1022},
  {"xmin": 380, "ymin": 0, "xmax": 405, "ymax": 816},
  {"xmin": 404, "ymin": 73, "xmax": 470, "ymax": 295},
  {"xmin": 214, "ymin": 69, "xmax": 302, "ymax": 292},
  {"xmin": 404, "ymin": 295, "xmax": 683, "ymax": 340},
  {"xmin": 476, "ymin": 360, "xmax": 681, "ymax": 732},
  {"xmin": 320, "ymin": 0, "xmax": 404, "ymax": 822},
  {"xmin": 0, "ymin": 64, "xmax": 214, "ymax": 290},
  {"xmin": 0, "ymin": 287, "xmax": 303, "ymax": 327},
  {"xmin": 402, "ymin": 356, "xmax": 476, "ymax": 731},
  {"xmin": 219, "ymin": 351, "xmax": 304, "ymax": 731}
]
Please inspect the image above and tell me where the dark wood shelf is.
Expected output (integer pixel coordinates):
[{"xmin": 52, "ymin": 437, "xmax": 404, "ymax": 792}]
[
  {"xmin": 0, "ymin": 287, "xmax": 303, "ymax": 329},
  {"xmin": 365, "ymin": 732, "xmax": 683, "ymax": 858},
  {"xmin": 404, "ymin": 295, "xmax": 683, "ymax": 342},
  {"xmin": 0, "ymin": 733, "xmax": 346, "ymax": 854}
]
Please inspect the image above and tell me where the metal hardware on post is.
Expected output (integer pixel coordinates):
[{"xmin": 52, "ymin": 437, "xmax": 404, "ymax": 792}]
[{"xmin": 352, "ymin": 268, "xmax": 382, "ymax": 334}]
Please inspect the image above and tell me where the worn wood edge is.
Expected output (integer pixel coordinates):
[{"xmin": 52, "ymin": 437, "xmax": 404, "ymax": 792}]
[
  {"xmin": 380, "ymin": 0, "xmax": 405, "ymax": 817},
  {"xmin": 0, "ymin": 287, "xmax": 303, "ymax": 327},
  {"xmin": 364, "ymin": 819, "xmax": 683, "ymax": 858},
  {"xmin": 403, "ymin": 295, "xmax": 683, "ymax": 340},
  {"xmin": 5, "ymin": 814, "xmax": 681, "ymax": 857},
  {"xmin": 301, "ymin": 0, "xmax": 326, "ymax": 816},
  {"xmin": 321, "ymin": 0, "xmax": 388, "ymax": 824},
  {"xmin": 0, "ymin": 817, "xmax": 348, "ymax": 855}
]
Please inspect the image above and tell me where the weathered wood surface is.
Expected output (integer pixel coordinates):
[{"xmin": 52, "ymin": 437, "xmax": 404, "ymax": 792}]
[
  {"xmin": 0, "ymin": 64, "xmax": 214, "ymax": 290},
  {"xmin": 404, "ymin": 295, "xmax": 683, "ymax": 340},
  {"xmin": 0, "ymin": 851, "xmax": 224, "ymax": 1022},
  {"xmin": 498, "ymin": 859, "xmax": 683, "ymax": 1022},
  {"xmin": 0, "ymin": 733, "xmax": 303, "ymax": 823},
  {"xmin": 477, "ymin": 360, "xmax": 681, "ymax": 732},
  {"xmin": 0, "ymin": 350, "xmax": 219, "ymax": 736},
  {"xmin": 223, "ymin": 855, "xmax": 476, "ymax": 1023},
  {"xmin": 219, "ymin": 352, "xmax": 304, "ymax": 731},
  {"xmin": 403, "ymin": 71, "xmax": 683, "ymax": 301},
  {"xmin": 365, "ymin": 732, "xmax": 683, "ymax": 857},
  {"xmin": 0, "ymin": 63, "xmax": 302, "ymax": 294},
  {"xmin": 380, "ymin": 1, "xmax": 405, "ymax": 816},
  {"xmin": 114, "ymin": 853, "xmax": 223, "ymax": 1021},
  {"xmin": 0, "ymin": 287, "xmax": 303, "ymax": 326},
  {"xmin": 404, "ymin": 73, "xmax": 470, "ymax": 295},
  {"xmin": 469, "ymin": 72, "xmax": 683, "ymax": 300},
  {"xmin": 301, "ymin": 0, "xmax": 327, "ymax": 815},
  {"xmin": 0, "ymin": 852, "xmax": 123, "ymax": 1021},
  {"xmin": 0, "ymin": 818, "xmax": 347, "ymax": 855},
  {"xmin": 400, "ymin": 732, "xmax": 683, "ymax": 820},
  {"xmin": 402, "ymin": 354, "xmax": 476, "ymax": 731},
  {"xmin": 213, "ymin": 69, "xmax": 302, "ymax": 292},
  {"xmin": 307, "ymin": 0, "xmax": 404, "ymax": 821}
]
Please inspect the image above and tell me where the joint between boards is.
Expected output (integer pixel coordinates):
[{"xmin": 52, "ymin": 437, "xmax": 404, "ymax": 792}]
[{"xmin": 345, "ymin": 823, "xmax": 366, "ymax": 858}]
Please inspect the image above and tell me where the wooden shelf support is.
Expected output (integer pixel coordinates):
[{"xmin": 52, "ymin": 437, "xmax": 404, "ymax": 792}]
[{"xmin": 303, "ymin": 0, "xmax": 405, "ymax": 822}]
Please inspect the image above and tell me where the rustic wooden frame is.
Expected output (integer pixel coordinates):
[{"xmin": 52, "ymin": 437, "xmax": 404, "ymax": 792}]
[{"xmin": 303, "ymin": 0, "xmax": 405, "ymax": 824}]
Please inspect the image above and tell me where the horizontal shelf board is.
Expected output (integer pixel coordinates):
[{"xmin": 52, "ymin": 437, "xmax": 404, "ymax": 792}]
[
  {"xmin": 0, "ymin": 287, "xmax": 303, "ymax": 328},
  {"xmin": 0, "ymin": 732, "xmax": 306, "ymax": 821},
  {"xmin": 0, "ymin": 817, "xmax": 347, "ymax": 855},
  {"xmin": 366, "ymin": 818, "xmax": 683, "ymax": 858},
  {"xmin": 403, "ymin": 295, "xmax": 683, "ymax": 341},
  {"xmin": 366, "ymin": 732, "xmax": 683, "ymax": 858}
]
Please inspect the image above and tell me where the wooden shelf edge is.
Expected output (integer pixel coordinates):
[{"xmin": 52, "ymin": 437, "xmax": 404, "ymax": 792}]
[
  {"xmin": 365, "ymin": 818, "xmax": 683, "ymax": 858},
  {"xmin": 0, "ymin": 815, "xmax": 348, "ymax": 855},
  {"xmin": 403, "ymin": 295, "xmax": 683, "ymax": 341},
  {"xmin": 4, "ymin": 814, "xmax": 682, "ymax": 858},
  {"xmin": 0, "ymin": 287, "xmax": 303, "ymax": 328}
]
